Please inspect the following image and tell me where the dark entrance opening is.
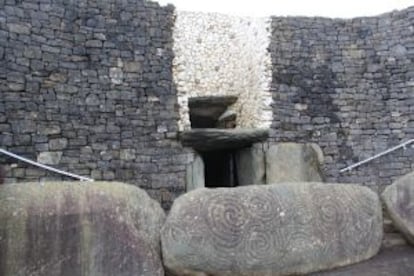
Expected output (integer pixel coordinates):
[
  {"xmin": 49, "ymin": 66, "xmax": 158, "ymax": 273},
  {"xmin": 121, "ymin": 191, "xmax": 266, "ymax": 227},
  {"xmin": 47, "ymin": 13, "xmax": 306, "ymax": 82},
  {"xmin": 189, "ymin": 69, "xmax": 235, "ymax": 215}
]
[
  {"xmin": 201, "ymin": 150, "xmax": 238, "ymax": 188},
  {"xmin": 188, "ymin": 96, "xmax": 237, "ymax": 129},
  {"xmin": 184, "ymin": 95, "xmax": 267, "ymax": 189}
]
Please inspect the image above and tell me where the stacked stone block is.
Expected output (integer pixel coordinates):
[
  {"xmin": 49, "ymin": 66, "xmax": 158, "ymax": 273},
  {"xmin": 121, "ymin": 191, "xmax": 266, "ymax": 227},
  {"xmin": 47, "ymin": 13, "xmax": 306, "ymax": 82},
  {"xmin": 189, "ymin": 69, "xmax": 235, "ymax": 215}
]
[
  {"xmin": 269, "ymin": 7, "xmax": 414, "ymax": 192},
  {"xmin": 1, "ymin": 1, "xmax": 414, "ymax": 206},
  {"xmin": 0, "ymin": 0, "xmax": 190, "ymax": 209}
]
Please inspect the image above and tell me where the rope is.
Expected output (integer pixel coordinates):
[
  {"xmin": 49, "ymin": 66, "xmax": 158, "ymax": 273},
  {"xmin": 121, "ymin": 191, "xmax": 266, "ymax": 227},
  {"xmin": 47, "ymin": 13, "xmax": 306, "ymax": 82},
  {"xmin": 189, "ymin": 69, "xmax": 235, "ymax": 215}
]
[
  {"xmin": 340, "ymin": 139, "xmax": 414, "ymax": 173},
  {"xmin": 0, "ymin": 148, "xmax": 94, "ymax": 182}
]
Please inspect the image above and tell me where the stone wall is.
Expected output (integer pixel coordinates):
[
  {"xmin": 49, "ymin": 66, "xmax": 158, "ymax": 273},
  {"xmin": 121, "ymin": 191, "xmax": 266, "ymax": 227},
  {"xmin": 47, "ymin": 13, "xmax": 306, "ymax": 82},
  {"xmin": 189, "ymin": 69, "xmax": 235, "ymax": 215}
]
[
  {"xmin": 269, "ymin": 7, "xmax": 414, "ymax": 193},
  {"xmin": 1, "ymin": 1, "xmax": 414, "ymax": 204},
  {"xmin": 0, "ymin": 0, "xmax": 190, "ymax": 209},
  {"xmin": 173, "ymin": 11, "xmax": 273, "ymax": 130}
]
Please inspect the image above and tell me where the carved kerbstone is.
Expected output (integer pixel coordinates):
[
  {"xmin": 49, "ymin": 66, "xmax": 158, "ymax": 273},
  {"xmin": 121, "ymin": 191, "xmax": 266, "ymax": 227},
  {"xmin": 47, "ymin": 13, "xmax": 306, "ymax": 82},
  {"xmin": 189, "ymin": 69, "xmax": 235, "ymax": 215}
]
[{"xmin": 162, "ymin": 183, "xmax": 383, "ymax": 276}]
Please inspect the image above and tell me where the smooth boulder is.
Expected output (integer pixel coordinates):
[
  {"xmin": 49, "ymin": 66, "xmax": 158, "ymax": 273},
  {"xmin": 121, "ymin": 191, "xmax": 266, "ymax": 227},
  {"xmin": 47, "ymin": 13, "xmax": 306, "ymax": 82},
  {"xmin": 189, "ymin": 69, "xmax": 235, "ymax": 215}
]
[
  {"xmin": 0, "ymin": 182, "xmax": 165, "ymax": 276},
  {"xmin": 266, "ymin": 143, "xmax": 324, "ymax": 183},
  {"xmin": 382, "ymin": 172, "xmax": 414, "ymax": 244},
  {"xmin": 161, "ymin": 183, "xmax": 383, "ymax": 276}
]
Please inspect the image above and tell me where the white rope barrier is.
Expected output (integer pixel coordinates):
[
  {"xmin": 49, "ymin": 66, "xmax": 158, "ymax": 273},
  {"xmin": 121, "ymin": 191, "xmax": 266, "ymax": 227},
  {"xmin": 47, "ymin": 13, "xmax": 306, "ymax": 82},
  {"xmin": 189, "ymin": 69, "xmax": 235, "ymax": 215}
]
[
  {"xmin": 0, "ymin": 148, "xmax": 94, "ymax": 182},
  {"xmin": 340, "ymin": 139, "xmax": 414, "ymax": 173}
]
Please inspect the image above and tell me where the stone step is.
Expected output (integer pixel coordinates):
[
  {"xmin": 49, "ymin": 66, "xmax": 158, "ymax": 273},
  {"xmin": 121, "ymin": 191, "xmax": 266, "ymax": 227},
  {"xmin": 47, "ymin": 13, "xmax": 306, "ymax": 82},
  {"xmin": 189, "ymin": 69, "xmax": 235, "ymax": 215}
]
[
  {"xmin": 383, "ymin": 217, "xmax": 398, "ymax": 233},
  {"xmin": 382, "ymin": 233, "xmax": 408, "ymax": 249}
]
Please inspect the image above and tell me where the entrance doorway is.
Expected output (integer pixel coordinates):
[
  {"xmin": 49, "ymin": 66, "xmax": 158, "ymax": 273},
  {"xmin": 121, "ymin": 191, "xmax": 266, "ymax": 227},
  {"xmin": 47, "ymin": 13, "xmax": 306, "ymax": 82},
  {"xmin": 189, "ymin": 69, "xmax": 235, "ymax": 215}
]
[{"xmin": 201, "ymin": 150, "xmax": 238, "ymax": 188}]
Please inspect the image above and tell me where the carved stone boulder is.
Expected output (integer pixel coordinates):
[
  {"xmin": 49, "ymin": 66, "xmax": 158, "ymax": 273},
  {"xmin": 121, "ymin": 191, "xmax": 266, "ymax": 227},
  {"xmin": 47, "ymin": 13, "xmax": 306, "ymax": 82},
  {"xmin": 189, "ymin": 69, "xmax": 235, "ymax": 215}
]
[
  {"xmin": 266, "ymin": 143, "xmax": 324, "ymax": 183},
  {"xmin": 0, "ymin": 182, "xmax": 165, "ymax": 276},
  {"xmin": 382, "ymin": 171, "xmax": 414, "ymax": 244},
  {"xmin": 161, "ymin": 183, "xmax": 382, "ymax": 276}
]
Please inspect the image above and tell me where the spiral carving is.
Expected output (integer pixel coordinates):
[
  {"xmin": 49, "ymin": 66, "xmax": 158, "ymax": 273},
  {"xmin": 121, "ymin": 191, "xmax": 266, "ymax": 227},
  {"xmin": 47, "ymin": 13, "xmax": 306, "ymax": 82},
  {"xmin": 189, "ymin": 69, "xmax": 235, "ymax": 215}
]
[
  {"xmin": 341, "ymin": 189, "xmax": 380, "ymax": 255},
  {"xmin": 243, "ymin": 223, "xmax": 282, "ymax": 268},
  {"xmin": 247, "ymin": 189, "xmax": 281, "ymax": 224},
  {"xmin": 204, "ymin": 193, "xmax": 248, "ymax": 249},
  {"xmin": 312, "ymin": 188, "xmax": 350, "ymax": 241},
  {"xmin": 162, "ymin": 184, "xmax": 382, "ymax": 276}
]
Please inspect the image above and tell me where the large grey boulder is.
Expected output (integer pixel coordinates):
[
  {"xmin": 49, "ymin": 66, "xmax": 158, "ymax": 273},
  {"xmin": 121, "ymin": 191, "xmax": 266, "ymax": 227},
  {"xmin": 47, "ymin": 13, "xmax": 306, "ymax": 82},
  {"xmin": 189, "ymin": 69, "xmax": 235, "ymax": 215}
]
[
  {"xmin": 266, "ymin": 143, "xmax": 324, "ymax": 183},
  {"xmin": 161, "ymin": 183, "xmax": 383, "ymax": 276},
  {"xmin": 382, "ymin": 172, "xmax": 414, "ymax": 244},
  {"xmin": 0, "ymin": 182, "xmax": 165, "ymax": 276}
]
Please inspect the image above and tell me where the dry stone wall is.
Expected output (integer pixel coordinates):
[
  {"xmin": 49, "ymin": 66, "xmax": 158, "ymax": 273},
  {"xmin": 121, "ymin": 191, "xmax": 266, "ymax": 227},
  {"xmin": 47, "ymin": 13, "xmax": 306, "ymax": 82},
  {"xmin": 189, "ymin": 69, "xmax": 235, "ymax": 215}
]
[
  {"xmin": 269, "ymin": 7, "xmax": 414, "ymax": 193},
  {"xmin": 0, "ymin": 0, "xmax": 191, "ymax": 209},
  {"xmin": 1, "ymin": 1, "xmax": 414, "ymax": 205}
]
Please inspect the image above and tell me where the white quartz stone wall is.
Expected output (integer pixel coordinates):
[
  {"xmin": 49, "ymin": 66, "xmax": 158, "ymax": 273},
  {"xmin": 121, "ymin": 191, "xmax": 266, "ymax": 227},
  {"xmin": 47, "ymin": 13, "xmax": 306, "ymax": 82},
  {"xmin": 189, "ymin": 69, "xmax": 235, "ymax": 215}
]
[{"xmin": 173, "ymin": 11, "xmax": 273, "ymax": 130}]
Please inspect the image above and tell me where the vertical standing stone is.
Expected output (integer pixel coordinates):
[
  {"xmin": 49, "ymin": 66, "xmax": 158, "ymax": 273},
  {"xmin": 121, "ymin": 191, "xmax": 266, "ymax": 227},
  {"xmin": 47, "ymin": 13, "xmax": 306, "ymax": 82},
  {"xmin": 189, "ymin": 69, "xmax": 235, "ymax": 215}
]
[
  {"xmin": 235, "ymin": 142, "xmax": 266, "ymax": 186},
  {"xmin": 186, "ymin": 153, "xmax": 205, "ymax": 191},
  {"xmin": 266, "ymin": 143, "xmax": 324, "ymax": 183}
]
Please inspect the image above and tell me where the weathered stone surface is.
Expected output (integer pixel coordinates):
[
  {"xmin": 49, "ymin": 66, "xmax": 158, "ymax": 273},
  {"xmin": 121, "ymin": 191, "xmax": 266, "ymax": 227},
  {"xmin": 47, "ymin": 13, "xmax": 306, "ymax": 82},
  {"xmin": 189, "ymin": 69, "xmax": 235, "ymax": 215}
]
[
  {"xmin": 161, "ymin": 183, "xmax": 383, "ymax": 276},
  {"xmin": 48, "ymin": 138, "xmax": 68, "ymax": 150},
  {"xmin": 37, "ymin": 151, "xmax": 63, "ymax": 165},
  {"xmin": 235, "ymin": 143, "xmax": 266, "ymax": 185},
  {"xmin": 382, "ymin": 172, "xmax": 414, "ymax": 244},
  {"xmin": 266, "ymin": 143, "xmax": 324, "ymax": 183},
  {"xmin": 312, "ymin": 246, "xmax": 414, "ymax": 276},
  {"xmin": 186, "ymin": 153, "xmax": 205, "ymax": 191},
  {"xmin": 7, "ymin": 23, "xmax": 31, "ymax": 34},
  {"xmin": 180, "ymin": 128, "xmax": 269, "ymax": 151},
  {"xmin": 0, "ymin": 182, "xmax": 165, "ymax": 276}
]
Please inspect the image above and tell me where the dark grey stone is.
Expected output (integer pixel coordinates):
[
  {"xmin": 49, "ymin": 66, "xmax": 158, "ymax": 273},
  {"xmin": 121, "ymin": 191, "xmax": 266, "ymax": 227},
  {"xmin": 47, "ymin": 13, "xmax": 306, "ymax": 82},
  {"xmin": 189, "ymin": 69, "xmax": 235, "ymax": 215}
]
[
  {"xmin": 49, "ymin": 138, "xmax": 68, "ymax": 150},
  {"xmin": 8, "ymin": 23, "xmax": 31, "ymax": 34},
  {"xmin": 180, "ymin": 128, "xmax": 269, "ymax": 151},
  {"xmin": 185, "ymin": 153, "xmax": 204, "ymax": 191}
]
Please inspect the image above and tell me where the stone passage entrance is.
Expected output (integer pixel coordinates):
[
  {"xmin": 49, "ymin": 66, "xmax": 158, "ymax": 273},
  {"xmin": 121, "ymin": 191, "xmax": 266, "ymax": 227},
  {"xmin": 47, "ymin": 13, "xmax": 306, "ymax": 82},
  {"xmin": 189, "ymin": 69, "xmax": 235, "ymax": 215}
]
[
  {"xmin": 185, "ymin": 142, "xmax": 325, "ymax": 191},
  {"xmin": 182, "ymin": 95, "xmax": 269, "ymax": 190},
  {"xmin": 202, "ymin": 150, "xmax": 238, "ymax": 188},
  {"xmin": 182, "ymin": 129, "xmax": 269, "ymax": 190}
]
